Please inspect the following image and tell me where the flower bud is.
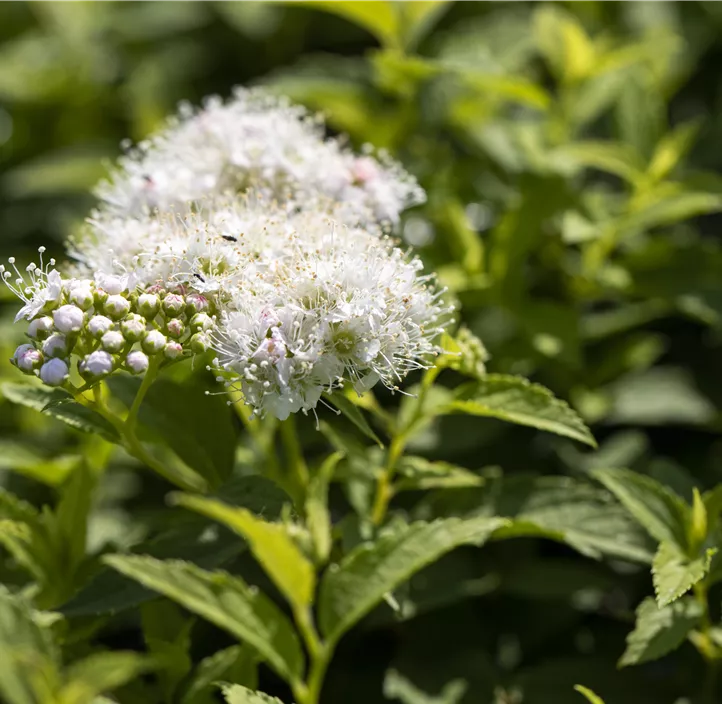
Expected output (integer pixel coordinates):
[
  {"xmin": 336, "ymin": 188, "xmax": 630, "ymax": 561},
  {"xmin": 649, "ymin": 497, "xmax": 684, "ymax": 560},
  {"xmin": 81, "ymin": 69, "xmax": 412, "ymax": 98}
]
[
  {"xmin": 162, "ymin": 293, "xmax": 185, "ymax": 317},
  {"xmin": 126, "ymin": 350, "xmax": 149, "ymax": 375},
  {"xmin": 96, "ymin": 273, "xmax": 126, "ymax": 296},
  {"xmin": 190, "ymin": 313, "xmax": 214, "ymax": 332},
  {"xmin": 186, "ymin": 293, "xmax": 210, "ymax": 315},
  {"xmin": 142, "ymin": 330, "xmax": 166, "ymax": 354},
  {"xmin": 27, "ymin": 316, "xmax": 54, "ymax": 341},
  {"xmin": 190, "ymin": 333, "xmax": 209, "ymax": 353},
  {"xmin": 166, "ymin": 318, "xmax": 185, "ymax": 339},
  {"xmin": 104, "ymin": 294, "xmax": 131, "ymax": 320},
  {"xmin": 121, "ymin": 314, "xmax": 147, "ymax": 342},
  {"xmin": 80, "ymin": 350, "xmax": 114, "ymax": 378},
  {"xmin": 137, "ymin": 293, "xmax": 160, "ymax": 318},
  {"xmin": 164, "ymin": 341, "xmax": 184, "ymax": 359},
  {"xmin": 68, "ymin": 283, "xmax": 94, "ymax": 310},
  {"xmin": 101, "ymin": 330, "xmax": 125, "ymax": 353},
  {"xmin": 13, "ymin": 344, "xmax": 43, "ymax": 372},
  {"xmin": 145, "ymin": 283, "xmax": 166, "ymax": 296},
  {"xmin": 88, "ymin": 315, "xmax": 114, "ymax": 339},
  {"xmin": 42, "ymin": 333, "xmax": 68, "ymax": 359},
  {"xmin": 40, "ymin": 358, "xmax": 69, "ymax": 387},
  {"xmin": 53, "ymin": 304, "xmax": 85, "ymax": 334}
]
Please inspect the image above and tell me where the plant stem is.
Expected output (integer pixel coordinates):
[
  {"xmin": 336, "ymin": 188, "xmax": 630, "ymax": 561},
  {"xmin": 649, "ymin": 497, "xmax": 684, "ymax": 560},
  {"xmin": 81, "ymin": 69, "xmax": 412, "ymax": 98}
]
[
  {"xmin": 125, "ymin": 356, "xmax": 159, "ymax": 433},
  {"xmin": 694, "ymin": 581, "xmax": 719, "ymax": 703},
  {"xmin": 280, "ymin": 415, "xmax": 309, "ymax": 507},
  {"xmin": 370, "ymin": 365, "xmax": 441, "ymax": 525},
  {"xmin": 291, "ymin": 607, "xmax": 333, "ymax": 704}
]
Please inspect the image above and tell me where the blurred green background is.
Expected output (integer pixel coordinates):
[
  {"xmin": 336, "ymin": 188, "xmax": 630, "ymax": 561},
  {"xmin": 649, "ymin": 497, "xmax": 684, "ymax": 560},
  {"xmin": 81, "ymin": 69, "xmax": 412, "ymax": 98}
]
[{"xmin": 5, "ymin": 2, "xmax": 722, "ymax": 702}]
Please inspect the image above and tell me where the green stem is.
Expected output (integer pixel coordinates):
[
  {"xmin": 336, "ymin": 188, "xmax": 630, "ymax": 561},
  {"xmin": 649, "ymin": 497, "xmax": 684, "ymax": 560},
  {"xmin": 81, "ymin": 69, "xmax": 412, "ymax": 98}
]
[
  {"xmin": 291, "ymin": 607, "xmax": 334, "ymax": 704},
  {"xmin": 370, "ymin": 365, "xmax": 441, "ymax": 525},
  {"xmin": 280, "ymin": 415, "xmax": 309, "ymax": 506},
  {"xmin": 694, "ymin": 582, "xmax": 719, "ymax": 703},
  {"xmin": 125, "ymin": 356, "xmax": 159, "ymax": 433}
]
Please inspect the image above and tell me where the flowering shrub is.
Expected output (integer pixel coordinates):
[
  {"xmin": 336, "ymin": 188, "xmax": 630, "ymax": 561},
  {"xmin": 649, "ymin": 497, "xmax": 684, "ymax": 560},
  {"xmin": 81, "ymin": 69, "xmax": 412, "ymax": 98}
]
[{"xmin": 3, "ymin": 3, "xmax": 722, "ymax": 704}]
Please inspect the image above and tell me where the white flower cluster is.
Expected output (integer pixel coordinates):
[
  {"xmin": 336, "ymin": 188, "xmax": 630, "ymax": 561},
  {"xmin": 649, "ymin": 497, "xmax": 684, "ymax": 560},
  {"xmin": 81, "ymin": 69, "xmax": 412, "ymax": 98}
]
[
  {"xmin": 6, "ymin": 90, "xmax": 450, "ymax": 420},
  {"xmin": 94, "ymin": 87, "xmax": 424, "ymax": 228}
]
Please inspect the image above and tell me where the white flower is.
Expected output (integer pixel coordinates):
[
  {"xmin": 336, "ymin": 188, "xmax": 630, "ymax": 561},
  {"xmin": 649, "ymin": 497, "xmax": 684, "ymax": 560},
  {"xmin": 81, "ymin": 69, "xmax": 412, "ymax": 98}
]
[
  {"xmin": 164, "ymin": 341, "xmax": 183, "ymax": 359},
  {"xmin": 104, "ymin": 294, "xmax": 131, "ymax": 320},
  {"xmin": 53, "ymin": 304, "xmax": 85, "ymax": 334},
  {"xmin": 95, "ymin": 272, "xmax": 130, "ymax": 295},
  {"xmin": 121, "ymin": 314, "xmax": 147, "ymax": 342},
  {"xmin": 92, "ymin": 88, "xmax": 424, "ymax": 228},
  {"xmin": 126, "ymin": 350, "xmax": 149, "ymax": 374},
  {"xmin": 81, "ymin": 350, "xmax": 114, "ymax": 377},
  {"xmin": 68, "ymin": 281, "xmax": 94, "ymax": 309},
  {"xmin": 40, "ymin": 358, "xmax": 69, "ymax": 386},
  {"xmin": 1, "ymin": 249, "xmax": 63, "ymax": 322},
  {"xmin": 138, "ymin": 293, "xmax": 160, "ymax": 317}
]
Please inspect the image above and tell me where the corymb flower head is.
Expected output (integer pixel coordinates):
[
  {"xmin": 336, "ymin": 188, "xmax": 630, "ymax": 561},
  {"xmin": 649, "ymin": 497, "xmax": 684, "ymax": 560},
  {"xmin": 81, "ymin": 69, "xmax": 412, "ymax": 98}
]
[{"xmin": 93, "ymin": 88, "xmax": 424, "ymax": 228}]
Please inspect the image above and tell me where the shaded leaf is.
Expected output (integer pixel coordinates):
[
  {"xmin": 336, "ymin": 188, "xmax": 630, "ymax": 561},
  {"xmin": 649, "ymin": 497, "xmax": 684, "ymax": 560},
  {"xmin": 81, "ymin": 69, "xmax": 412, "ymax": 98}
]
[
  {"xmin": 221, "ymin": 685, "xmax": 285, "ymax": 704},
  {"xmin": 593, "ymin": 468, "xmax": 689, "ymax": 548},
  {"xmin": 181, "ymin": 645, "xmax": 257, "ymax": 704},
  {"xmin": 318, "ymin": 516, "xmax": 507, "ymax": 642},
  {"xmin": 61, "ymin": 652, "xmax": 152, "ymax": 702},
  {"xmin": 574, "ymin": 685, "xmax": 605, "ymax": 704},
  {"xmin": 104, "ymin": 556, "xmax": 304, "ymax": 682},
  {"xmin": 326, "ymin": 391, "xmax": 384, "ymax": 447}
]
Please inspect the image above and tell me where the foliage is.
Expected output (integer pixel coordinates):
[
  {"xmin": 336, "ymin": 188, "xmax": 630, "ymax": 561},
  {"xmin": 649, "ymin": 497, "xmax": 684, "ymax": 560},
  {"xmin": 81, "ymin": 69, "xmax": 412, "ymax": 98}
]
[{"xmin": 3, "ymin": 2, "xmax": 722, "ymax": 703}]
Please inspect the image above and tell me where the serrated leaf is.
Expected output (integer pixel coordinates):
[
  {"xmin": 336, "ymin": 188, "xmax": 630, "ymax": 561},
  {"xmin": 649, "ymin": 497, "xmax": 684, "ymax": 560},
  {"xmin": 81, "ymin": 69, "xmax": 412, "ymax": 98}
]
[
  {"xmin": 221, "ymin": 684, "xmax": 286, "ymax": 704},
  {"xmin": 442, "ymin": 375, "xmax": 596, "ymax": 447},
  {"xmin": 60, "ymin": 652, "xmax": 152, "ymax": 703},
  {"xmin": 318, "ymin": 516, "xmax": 507, "ymax": 643},
  {"xmin": 104, "ymin": 556, "xmax": 304, "ymax": 682},
  {"xmin": 172, "ymin": 495, "xmax": 315, "ymax": 611},
  {"xmin": 593, "ymin": 468, "xmax": 689, "ymax": 548},
  {"xmin": 652, "ymin": 541, "xmax": 713, "ymax": 608},
  {"xmin": 426, "ymin": 475, "xmax": 654, "ymax": 563},
  {"xmin": 0, "ymin": 586, "xmax": 59, "ymax": 704},
  {"xmin": 574, "ymin": 685, "xmax": 605, "ymax": 704},
  {"xmin": 325, "ymin": 391, "xmax": 383, "ymax": 447},
  {"xmin": 181, "ymin": 645, "xmax": 257, "ymax": 704},
  {"xmin": 620, "ymin": 596, "xmax": 701, "ymax": 666},
  {"xmin": 2, "ymin": 383, "xmax": 119, "ymax": 442}
]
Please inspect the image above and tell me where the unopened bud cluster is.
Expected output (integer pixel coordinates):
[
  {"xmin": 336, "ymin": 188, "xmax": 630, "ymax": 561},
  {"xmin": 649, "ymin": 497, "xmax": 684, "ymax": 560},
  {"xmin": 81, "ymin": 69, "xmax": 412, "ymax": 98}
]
[{"xmin": 5, "ymin": 255, "xmax": 214, "ymax": 388}]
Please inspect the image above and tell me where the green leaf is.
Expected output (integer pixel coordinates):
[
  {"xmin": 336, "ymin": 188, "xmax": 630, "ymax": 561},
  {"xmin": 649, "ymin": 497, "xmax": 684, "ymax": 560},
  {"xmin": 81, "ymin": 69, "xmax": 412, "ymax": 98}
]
[
  {"xmin": 442, "ymin": 375, "xmax": 596, "ymax": 447},
  {"xmin": 620, "ymin": 596, "xmax": 701, "ymax": 667},
  {"xmin": 0, "ymin": 441, "xmax": 77, "ymax": 486},
  {"xmin": 220, "ymin": 684, "xmax": 286, "ymax": 704},
  {"xmin": 648, "ymin": 120, "xmax": 701, "ymax": 182},
  {"xmin": 0, "ymin": 488, "xmax": 38, "ymax": 523},
  {"xmin": 60, "ymin": 652, "xmax": 152, "ymax": 703},
  {"xmin": 619, "ymin": 192, "xmax": 722, "ymax": 234},
  {"xmin": 533, "ymin": 5, "xmax": 595, "ymax": 84},
  {"xmin": 141, "ymin": 600, "xmax": 193, "ymax": 703},
  {"xmin": 306, "ymin": 452, "xmax": 343, "ymax": 564},
  {"xmin": 172, "ymin": 495, "xmax": 315, "ymax": 611},
  {"xmin": 56, "ymin": 461, "xmax": 97, "ymax": 573},
  {"xmin": 574, "ymin": 685, "xmax": 605, "ymax": 704},
  {"xmin": 299, "ymin": 1, "xmax": 400, "ymax": 48},
  {"xmin": 396, "ymin": 1, "xmax": 450, "ymax": 52},
  {"xmin": 181, "ymin": 645, "xmax": 257, "ymax": 704},
  {"xmin": 652, "ymin": 541, "xmax": 713, "ymax": 608},
  {"xmin": 593, "ymin": 468, "xmax": 689, "ymax": 548},
  {"xmin": 325, "ymin": 391, "xmax": 384, "ymax": 447},
  {"xmin": 0, "ymin": 586, "xmax": 59, "ymax": 704},
  {"xmin": 2, "ymin": 383, "xmax": 119, "ymax": 442},
  {"xmin": 384, "ymin": 669, "xmax": 467, "ymax": 704},
  {"xmin": 107, "ymin": 376, "xmax": 237, "ymax": 488},
  {"xmin": 394, "ymin": 456, "xmax": 485, "ymax": 492},
  {"xmin": 550, "ymin": 141, "xmax": 645, "ymax": 183},
  {"xmin": 104, "ymin": 556, "xmax": 304, "ymax": 682},
  {"xmin": 427, "ymin": 475, "xmax": 654, "ymax": 563},
  {"xmin": 318, "ymin": 516, "xmax": 507, "ymax": 643}
]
